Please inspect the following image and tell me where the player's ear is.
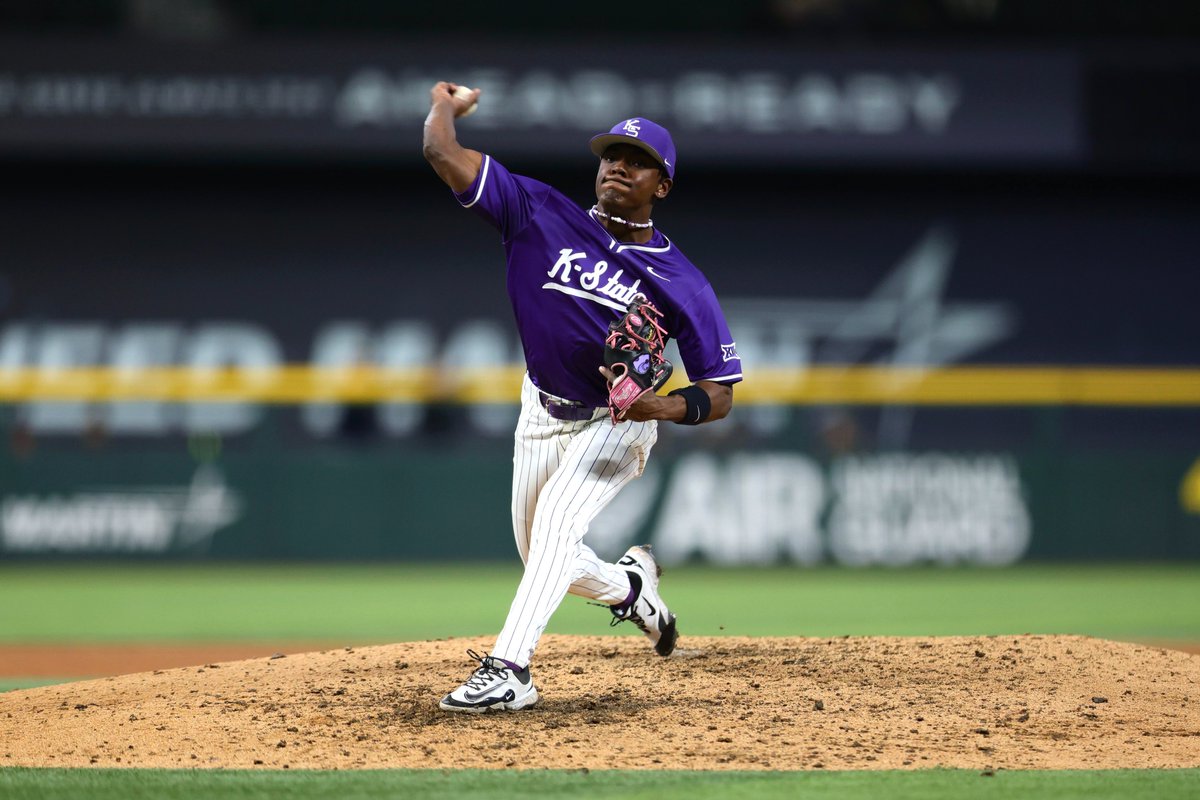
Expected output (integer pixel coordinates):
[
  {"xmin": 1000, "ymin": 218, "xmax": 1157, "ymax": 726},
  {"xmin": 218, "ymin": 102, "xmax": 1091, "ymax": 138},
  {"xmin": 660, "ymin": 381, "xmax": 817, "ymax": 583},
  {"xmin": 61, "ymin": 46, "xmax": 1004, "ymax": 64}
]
[{"xmin": 655, "ymin": 175, "xmax": 672, "ymax": 201}]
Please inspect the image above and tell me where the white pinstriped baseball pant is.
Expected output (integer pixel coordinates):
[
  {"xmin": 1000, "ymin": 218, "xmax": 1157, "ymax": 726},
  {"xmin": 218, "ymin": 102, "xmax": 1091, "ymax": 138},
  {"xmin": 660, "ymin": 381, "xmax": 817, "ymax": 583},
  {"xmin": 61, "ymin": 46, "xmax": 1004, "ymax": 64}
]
[{"xmin": 491, "ymin": 374, "xmax": 658, "ymax": 667}]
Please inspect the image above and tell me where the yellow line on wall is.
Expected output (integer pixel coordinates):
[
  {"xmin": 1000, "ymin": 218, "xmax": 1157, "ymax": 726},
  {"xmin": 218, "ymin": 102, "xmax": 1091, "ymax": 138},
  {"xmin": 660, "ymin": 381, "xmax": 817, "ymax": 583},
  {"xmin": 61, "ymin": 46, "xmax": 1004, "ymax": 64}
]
[
  {"xmin": 734, "ymin": 366, "xmax": 1200, "ymax": 406},
  {"xmin": 0, "ymin": 366, "xmax": 1197, "ymax": 406}
]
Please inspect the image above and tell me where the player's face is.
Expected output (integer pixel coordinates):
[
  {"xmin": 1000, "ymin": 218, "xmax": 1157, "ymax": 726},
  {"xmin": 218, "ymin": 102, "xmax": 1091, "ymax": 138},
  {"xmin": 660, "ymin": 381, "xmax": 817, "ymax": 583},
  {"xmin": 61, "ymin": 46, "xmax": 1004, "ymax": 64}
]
[{"xmin": 595, "ymin": 144, "xmax": 672, "ymax": 211}]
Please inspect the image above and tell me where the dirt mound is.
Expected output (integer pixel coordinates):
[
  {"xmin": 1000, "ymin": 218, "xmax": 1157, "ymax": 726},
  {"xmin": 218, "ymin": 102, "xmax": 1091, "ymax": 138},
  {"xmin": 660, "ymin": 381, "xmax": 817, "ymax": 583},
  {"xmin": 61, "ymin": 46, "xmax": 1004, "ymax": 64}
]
[{"xmin": 2, "ymin": 634, "xmax": 1197, "ymax": 771}]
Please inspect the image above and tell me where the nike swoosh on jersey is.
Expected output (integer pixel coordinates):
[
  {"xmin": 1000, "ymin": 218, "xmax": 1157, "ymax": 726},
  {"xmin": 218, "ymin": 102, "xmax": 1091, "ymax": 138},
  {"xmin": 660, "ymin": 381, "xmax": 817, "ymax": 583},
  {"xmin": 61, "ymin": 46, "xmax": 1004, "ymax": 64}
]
[{"xmin": 645, "ymin": 266, "xmax": 671, "ymax": 282}]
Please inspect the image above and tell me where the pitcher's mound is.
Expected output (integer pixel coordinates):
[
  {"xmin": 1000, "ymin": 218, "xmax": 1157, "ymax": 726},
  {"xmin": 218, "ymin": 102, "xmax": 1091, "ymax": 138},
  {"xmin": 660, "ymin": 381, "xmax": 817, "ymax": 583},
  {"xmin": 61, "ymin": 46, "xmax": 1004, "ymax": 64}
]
[{"xmin": 2, "ymin": 634, "xmax": 1198, "ymax": 771}]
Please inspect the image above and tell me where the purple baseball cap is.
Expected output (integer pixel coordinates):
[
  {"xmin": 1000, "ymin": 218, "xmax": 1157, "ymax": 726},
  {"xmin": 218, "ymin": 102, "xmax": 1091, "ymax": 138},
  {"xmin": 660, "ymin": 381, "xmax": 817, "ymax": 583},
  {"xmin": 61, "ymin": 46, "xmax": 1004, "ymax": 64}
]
[{"xmin": 589, "ymin": 118, "xmax": 676, "ymax": 178}]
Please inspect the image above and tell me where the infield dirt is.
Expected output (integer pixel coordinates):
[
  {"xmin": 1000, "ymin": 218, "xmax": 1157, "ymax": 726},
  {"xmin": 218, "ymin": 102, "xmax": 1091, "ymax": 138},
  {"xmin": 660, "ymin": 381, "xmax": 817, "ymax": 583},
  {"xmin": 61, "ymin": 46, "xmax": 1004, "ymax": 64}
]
[{"xmin": 2, "ymin": 634, "xmax": 1198, "ymax": 771}]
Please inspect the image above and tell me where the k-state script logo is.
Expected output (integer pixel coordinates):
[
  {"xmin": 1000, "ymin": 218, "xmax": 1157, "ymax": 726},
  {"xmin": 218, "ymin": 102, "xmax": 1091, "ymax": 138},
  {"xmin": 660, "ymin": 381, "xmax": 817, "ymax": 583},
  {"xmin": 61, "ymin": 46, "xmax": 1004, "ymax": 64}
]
[
  {"xmin": 621, "ymin": 119, "xmax": 641, "ymax": 137},
  {"xmin": 544, "ymin": 247, "xmax": 646, "ymax": 311}
]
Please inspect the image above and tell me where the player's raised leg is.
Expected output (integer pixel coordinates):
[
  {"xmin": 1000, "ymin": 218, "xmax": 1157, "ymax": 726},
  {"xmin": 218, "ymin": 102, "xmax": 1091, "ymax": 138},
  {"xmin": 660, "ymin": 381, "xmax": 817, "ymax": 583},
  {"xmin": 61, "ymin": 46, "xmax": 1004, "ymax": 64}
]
[
  {"xmin": 491, "ymin": 413, "xmax": 657, "ymax": 669},
  {"xmin": 510, "ymin": 376, "xmax": 639, "ymax": 604}
]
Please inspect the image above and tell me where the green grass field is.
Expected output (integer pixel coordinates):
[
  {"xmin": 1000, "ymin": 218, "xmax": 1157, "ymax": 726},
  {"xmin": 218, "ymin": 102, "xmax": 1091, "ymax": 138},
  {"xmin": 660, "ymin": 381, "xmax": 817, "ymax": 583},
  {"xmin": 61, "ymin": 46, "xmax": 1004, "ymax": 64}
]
[
  {"xmin": 2, "ymin": 562, "xmax": 1197, "ymax": 644},
  {"xmin": 2, "ymin": 562, "xmax": 1198, "ymax": 798},
  {"xmin": 2, "ymin": 766, "xmax": 1198, "ymax": 800}
]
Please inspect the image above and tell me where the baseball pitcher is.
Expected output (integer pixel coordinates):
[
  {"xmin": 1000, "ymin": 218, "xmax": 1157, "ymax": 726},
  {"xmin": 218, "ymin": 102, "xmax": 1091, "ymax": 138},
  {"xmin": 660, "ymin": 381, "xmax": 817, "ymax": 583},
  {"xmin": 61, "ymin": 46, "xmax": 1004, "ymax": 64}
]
[{"xmin": 423, "ymin": 82, "xmax": 742, "ymax": 712}]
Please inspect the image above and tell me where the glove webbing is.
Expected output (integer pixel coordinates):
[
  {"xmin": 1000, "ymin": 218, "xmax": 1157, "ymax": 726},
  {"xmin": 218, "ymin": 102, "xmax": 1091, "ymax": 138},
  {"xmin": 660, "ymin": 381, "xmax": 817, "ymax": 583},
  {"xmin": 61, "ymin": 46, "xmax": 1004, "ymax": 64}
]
[{"xmin": 605, "ymin": 300, "xmax": 668, "ymax": 353}]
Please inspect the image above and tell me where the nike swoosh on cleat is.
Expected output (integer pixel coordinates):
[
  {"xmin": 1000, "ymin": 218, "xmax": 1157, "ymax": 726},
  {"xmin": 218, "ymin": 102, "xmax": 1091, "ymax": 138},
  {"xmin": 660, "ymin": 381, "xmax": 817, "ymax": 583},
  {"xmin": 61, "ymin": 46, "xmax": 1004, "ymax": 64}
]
[{"xmin": 463, "ymin": 688, "xmax": 515, "ymax": 704}]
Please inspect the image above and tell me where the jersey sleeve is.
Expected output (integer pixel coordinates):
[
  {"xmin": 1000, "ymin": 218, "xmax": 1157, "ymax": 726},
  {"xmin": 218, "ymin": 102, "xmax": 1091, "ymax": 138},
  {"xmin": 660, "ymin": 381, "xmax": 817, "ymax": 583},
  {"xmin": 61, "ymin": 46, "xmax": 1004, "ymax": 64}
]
[
  {"xmin": 673, "ymin": 284, "xmax": 743, "ymax": 385},
  {"xmin": 453, "ymin": 155, "xmax": 552, "ymax": 242}
]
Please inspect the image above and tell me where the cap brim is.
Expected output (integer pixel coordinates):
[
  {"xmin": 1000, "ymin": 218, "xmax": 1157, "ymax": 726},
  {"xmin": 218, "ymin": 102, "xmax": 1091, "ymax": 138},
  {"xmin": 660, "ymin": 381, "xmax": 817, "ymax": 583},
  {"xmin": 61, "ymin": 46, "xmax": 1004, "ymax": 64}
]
[{"xmin": 589, "ymin": 134, "xmax": 671, "ymax": 176}]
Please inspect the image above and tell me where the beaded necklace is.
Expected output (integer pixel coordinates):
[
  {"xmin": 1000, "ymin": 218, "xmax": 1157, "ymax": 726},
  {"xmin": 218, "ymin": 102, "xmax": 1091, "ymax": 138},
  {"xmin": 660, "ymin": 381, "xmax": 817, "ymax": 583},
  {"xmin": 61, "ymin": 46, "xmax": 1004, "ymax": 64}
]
[{"xmin": 590, "ymin": 206, "xmax": 654, "ymax": 230}]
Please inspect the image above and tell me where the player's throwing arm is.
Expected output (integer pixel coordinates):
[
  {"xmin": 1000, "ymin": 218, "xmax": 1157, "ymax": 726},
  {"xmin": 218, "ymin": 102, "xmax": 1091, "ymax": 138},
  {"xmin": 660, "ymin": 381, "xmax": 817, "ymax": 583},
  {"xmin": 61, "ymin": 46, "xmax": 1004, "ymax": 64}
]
[{"xmin": 422, "ymin": 82, "xmax": 483, "ymax": 193}]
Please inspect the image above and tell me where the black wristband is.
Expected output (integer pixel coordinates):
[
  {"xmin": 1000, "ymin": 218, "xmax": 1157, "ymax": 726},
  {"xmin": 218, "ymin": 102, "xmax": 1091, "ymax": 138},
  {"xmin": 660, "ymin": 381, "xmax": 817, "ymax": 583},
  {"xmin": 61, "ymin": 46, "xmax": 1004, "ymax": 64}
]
[{"xmin": 668, "ymin": 385, "xmax": 712, "ymax": 425}]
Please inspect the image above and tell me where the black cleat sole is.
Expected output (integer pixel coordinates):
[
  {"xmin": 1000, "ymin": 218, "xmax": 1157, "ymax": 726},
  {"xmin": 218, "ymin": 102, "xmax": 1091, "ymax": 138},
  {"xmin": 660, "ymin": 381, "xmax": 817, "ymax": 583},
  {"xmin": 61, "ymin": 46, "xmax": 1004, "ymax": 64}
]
[{"xmin": 655, "ymin": 614, "xmax": 679, "ymax": 657}]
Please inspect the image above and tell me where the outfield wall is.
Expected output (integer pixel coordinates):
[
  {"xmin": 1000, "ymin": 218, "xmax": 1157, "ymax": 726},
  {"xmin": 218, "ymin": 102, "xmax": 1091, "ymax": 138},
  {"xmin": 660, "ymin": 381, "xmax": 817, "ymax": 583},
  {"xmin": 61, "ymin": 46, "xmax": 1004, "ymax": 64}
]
[{"xmin": 1, "ymin": 425, "xmax": 1197, "ymax": 564}]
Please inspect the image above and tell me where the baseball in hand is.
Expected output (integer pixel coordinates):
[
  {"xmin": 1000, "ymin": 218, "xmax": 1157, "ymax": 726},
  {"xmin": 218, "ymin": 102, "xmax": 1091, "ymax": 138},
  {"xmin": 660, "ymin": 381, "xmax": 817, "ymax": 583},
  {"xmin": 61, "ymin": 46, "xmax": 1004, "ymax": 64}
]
[{"xmin": 452, "ymin": 85, "xmax": 478, "ymax": 118}]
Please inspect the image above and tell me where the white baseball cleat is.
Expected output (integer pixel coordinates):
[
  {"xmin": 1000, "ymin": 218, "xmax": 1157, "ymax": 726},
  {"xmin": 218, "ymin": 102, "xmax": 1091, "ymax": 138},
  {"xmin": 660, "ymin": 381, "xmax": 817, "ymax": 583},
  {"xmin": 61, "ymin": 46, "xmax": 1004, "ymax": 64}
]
[
  {"xmin": 438, "ymin": 650, "xmax": 539, "ymax": 713},
  {"xmin": 612, "ymin": 544, "xmax": 679, "ymax": 657}
]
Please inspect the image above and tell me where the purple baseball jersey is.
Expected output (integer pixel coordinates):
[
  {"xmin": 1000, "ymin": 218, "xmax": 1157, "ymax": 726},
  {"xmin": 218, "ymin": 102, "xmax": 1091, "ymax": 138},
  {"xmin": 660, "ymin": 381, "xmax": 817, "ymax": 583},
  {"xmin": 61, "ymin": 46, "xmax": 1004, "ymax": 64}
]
[{"xmin": 455, "ymin": 155, "xmax": 742, "ymax": 407}]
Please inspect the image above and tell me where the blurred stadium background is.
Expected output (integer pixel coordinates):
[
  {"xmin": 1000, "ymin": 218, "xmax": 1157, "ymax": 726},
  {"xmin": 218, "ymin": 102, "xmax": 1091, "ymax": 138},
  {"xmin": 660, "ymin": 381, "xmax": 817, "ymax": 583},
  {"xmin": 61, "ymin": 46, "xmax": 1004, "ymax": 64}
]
[{"xmin": 0, "ymin": 0, "xmax": 1197, "ymax": 573}]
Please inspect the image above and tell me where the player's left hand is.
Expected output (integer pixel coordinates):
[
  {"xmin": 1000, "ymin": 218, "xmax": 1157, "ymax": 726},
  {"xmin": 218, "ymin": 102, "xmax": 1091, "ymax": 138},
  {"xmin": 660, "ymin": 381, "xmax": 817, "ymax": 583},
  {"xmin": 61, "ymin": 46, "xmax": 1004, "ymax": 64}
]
[
  {"xmin": 599, "ymin": 366, "xmax": 673, "ymax": 422},
  {"xmin": 601, "ymin": 296, "xmax": 673, "ymax": 424}
]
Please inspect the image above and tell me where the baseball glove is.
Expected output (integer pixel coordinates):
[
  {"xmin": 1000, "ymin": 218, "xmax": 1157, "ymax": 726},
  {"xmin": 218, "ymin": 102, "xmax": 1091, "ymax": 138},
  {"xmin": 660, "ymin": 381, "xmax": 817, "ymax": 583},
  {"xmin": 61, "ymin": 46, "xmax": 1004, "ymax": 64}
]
[{"xmin": 603, "ymin": 294, "xmax": 673, "ymax": 423}]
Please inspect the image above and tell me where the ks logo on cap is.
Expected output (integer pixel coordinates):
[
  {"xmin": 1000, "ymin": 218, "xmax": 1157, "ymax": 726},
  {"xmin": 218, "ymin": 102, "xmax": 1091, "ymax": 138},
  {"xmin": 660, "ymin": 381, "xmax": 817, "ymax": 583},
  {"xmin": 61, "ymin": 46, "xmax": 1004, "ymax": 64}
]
[{"xmin": 589, "ymin": 117, "xmax": 677, "ymax": 178}]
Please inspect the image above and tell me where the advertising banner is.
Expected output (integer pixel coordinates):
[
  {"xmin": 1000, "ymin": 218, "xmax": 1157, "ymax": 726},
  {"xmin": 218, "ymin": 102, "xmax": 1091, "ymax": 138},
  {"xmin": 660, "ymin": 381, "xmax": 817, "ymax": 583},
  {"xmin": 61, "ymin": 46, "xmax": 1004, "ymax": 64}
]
[
  {"xmin": 0, "ymin": 39, "xmax": 1081, "ymax": 165},
  {"xmin": 2, "ymin": 443, "xmax": 1197, "ymax": 563}
]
